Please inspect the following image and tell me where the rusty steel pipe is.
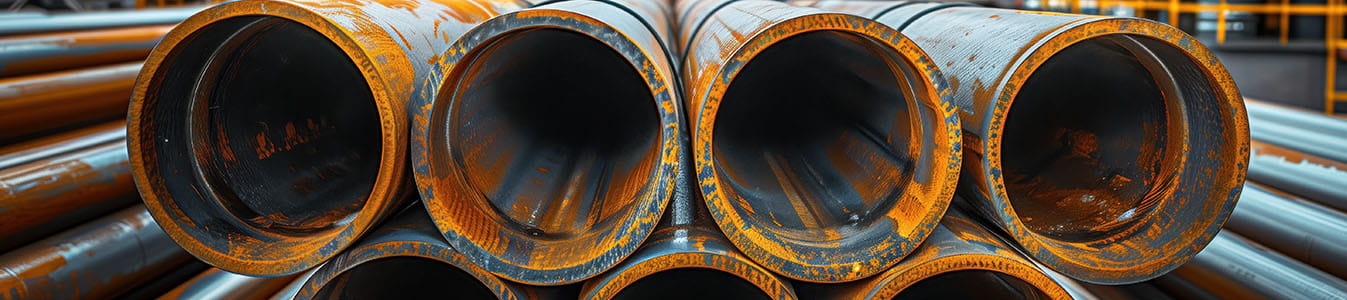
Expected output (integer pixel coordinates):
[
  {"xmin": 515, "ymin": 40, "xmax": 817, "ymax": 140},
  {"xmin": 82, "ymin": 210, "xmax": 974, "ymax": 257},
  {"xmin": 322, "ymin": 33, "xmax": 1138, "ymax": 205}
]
[
  {"xmin": 0, "ymin": 205, "xmax": 193, "ymax": 300},
  {"xmin": 294, "ymin": 206, "xmax": 534, "ymax": 300},
  {"xmin": 1245, "ymin": 99, "xmax": 1347, "ymax": 163},
  {"xmin": 159, "ymin": 268, "xmax": 298, "ymax": 300},
  {"xmin": 795, "ymin": 1, "xmax": 1249, "ymax": 284},
  {"xmin": 412, "ymin": 0, "xmax": 683, "ymax": 285},
  {"xmin": 0, "ymin": 141, "xmax": 137, "ymax": 252},
  {"xmin": 127, "ymin": 0, "xmax": 528, "ymax": 276},
  {"xmin": 1223, "ymin": 183, "xmax": 1347, "ymax": 278},
  {"xmin": 0, "ymin": 6, "xmax": 200, "ymax": 36},
  {"xmin": 793, "ymin": 209, "xmax": 1069, "ymax": 299},
  {"xmin": 111, "ymin": 260, "xmax": 210, "ymax": 300},
  {"xmin": 1247, "ymin": 140, "xmax": 1347, "ymax": 212},
  {"xmin": 1167, "ymin": 231, "xmax": 1347, "ymax": 299},
  {"xmin": 676, "ymin": 0, "xmax": 962, "ymax": 282},
  {"xmin": 0, "ymin": 61, "xmax": 139, "ymax": 142},
  {"xmin": 0, "ymin": 25, "xmax": 172, "ymax": 77},
  {"xmin": 0, "ymin": 120, "xmax": 124, "ymax": 170},
  {"xmin": 266, "ymin": 269, "xmax": 317, "ymax": 300}
]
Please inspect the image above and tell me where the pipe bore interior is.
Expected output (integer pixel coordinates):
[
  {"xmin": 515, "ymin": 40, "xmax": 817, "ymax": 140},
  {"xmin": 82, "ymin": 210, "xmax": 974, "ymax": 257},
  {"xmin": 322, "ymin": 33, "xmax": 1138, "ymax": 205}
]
[
  {"xmin": 448, "ymin": 28, "xmax": 660, "ymax": 238},
  {"xmin": 150, "ymin": 16, "xmax": 380, "ymax": 235},
  {"xmin": 892, "ymin": 270, "xmax": 1051, "ymax": 300},
  {"xmin": 611, "ymin": 269, "xmax": 771, "ymax": 300},
  {"xmin": 712, "ymin": 30, "xmax": 922, "ymax": 241},
  {"xmin": 312, "ymin": 257, "xmax": 495, "ymax": 299},
  {"xmin": 1002, "ymin": 34, "xmax": 1197, "ymax": 243}
]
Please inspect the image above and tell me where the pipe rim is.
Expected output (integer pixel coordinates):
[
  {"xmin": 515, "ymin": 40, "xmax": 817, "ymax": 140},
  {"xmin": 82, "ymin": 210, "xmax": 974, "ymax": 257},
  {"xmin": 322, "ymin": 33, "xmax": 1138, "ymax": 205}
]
[
  {"xmin": 295, "ymin": 240, "xmax": 522, "ymax": 299},
  {"xmin": 866, "ymin": 254, "xmax": 1071, "ymax": 299},
  {"xmin": 127, "ymin": 1, "xmax": 406, "ymax": 276},
  {"xmin": 982, "ymin": 18, "xmax": 1248, "ymax": 284},
  {"xmin": 578, "ymin": 228, "xmax": 797, "ymax": 300},
  {"xmin": 692, "ymin": 12, "xmax": 962, "ymax": 283},
  {"xmin": 413, "ymin": 7, "xmax": 680, "ymax": 285}
]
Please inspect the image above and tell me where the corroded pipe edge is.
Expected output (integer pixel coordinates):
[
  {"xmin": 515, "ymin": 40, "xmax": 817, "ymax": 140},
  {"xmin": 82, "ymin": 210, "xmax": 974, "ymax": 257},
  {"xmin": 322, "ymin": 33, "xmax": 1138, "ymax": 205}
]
[
  {"xmin": 294, "ymin": 236, "xmax": 525, "ymax": 299},
  {"xmin": 578, "ymin": 226, "xmax": 797, "ymax": 300}
]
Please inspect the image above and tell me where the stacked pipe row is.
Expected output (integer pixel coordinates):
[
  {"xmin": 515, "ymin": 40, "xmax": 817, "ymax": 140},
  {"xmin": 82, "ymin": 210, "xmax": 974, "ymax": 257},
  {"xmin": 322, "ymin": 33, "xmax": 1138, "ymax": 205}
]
[{"xmin": 8, "ymin": 0, "xmax": 1343, "ymax": 299}]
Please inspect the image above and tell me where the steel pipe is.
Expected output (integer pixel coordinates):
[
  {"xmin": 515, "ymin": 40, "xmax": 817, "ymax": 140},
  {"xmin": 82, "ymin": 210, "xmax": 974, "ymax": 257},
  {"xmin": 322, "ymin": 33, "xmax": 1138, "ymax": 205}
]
[
  {"xmin": 793, "ymin": 209, "xmax": 1068, "ymax": 299},
  {"xmin": 0, "ymin": 61, "xmax": 139, "ymax": 142},
  {"xmin": 796, "ymin": 1, "xmax": 1248, "ymax": 284},
  {"xmin": 0, "ymin": 119, "xmax": 124, "ymax": 170},
  {"xmin": 266, "ymin": 269, "xmax": 316, "ymax": 300},
  {"xmin": 0, "ymin": 6, "xmax": 201, "ymax": 36},
  {"xmin": 412, "ymin": 0, "xmax": 683, "ymax": 285},
  {"xmin": 1246, "ymin": 140, "xmax": 1347, "ymax": 212},
  {"xmin": 0, "ymin": 141, "xmax": 137, "ymax": 252},
  {"xmin": 1245, "ymin": 99, "xmax": 1347, "ymax": 163},
  {"xmin": 127, "ymin": 0, "xmax": 528, "ymax": 276},
  {"xmin": 159, "ymin": 268, "xmax": 298, "ymax": 300},
  {"xmin": 676, "ymin": 0, "xmax": 962, "ymax": 283},
  {"xmin": 0, "ymin": 205, "xmax": 193, "ymax": 300},
  {"xmin": 1167, "ymin": 231, "xmax": 1347, "ymax": 299},
  {"xmin": 112, "ymin": 260, "xmax": 209, "ymax": 300},
  {"xmin": 0, "ymin": 25, "xmax": 172, "ymax": 77},
  {"xmin": 1223, "ymin": 183, "xmax": 1347, "ymax": 278}
]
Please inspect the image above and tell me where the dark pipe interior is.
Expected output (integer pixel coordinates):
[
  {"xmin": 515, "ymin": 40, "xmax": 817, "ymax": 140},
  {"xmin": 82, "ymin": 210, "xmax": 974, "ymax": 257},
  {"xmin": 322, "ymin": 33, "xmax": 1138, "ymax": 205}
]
[
  {"xmin": 612, "ymin": 268, "xmax": 771, "ymax": 300},
  {"xmin": 153, "ymin": 17, "xmax": 380, "ymax": 235},
  {"xmin": 892, "ymin": 270, "xmax": 1052, "ymax": 300},
  {"xmin": 712, "ymin": 31, "xmax": 918, "ymax": 241},
  {"xmin": 449, "ymin": 28, "xmax": 660, "ymax": 238},
  {"xmin": 1003, "ymin": 34, "xmax": 1186, "ymax": 243},
  {"xmin": 313, "ymin": 257, "xmax": 495, "ymax": 299}
]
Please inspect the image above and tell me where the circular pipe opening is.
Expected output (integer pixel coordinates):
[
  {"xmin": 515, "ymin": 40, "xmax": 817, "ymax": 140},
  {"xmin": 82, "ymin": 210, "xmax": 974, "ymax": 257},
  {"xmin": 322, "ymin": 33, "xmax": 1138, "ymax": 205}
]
[
  {"xmin": 612, "ymin": 268, "xmax": 771, "ymax": 300},
  {"xmin": 150, "ymin": 16, "xmax": 380, "ymax": 235},
  {"xmin": 448, "ymin": 28, "xmax": 661, "ymax": 238},
  {"xmin": 1003, "ymin": 34, "xmax": 1187, "ymax": 243},
  {"xmin": 893, "ymin": 270, "xmax": 1052, "ymax": 300},
  {"xmin": 712, "ymin": 30, "xmax": 919, "ymax": 242},
  {"xmin": 312, "ymin": 257, "xmax": 495, "ymax": 299}
]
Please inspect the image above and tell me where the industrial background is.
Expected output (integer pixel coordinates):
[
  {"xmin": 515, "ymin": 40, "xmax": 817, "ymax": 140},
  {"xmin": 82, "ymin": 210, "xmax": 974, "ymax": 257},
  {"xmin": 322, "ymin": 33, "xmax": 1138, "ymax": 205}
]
[{"xmin": 0, "ymin": 0, "xmax": 1344, "ymax": 299}]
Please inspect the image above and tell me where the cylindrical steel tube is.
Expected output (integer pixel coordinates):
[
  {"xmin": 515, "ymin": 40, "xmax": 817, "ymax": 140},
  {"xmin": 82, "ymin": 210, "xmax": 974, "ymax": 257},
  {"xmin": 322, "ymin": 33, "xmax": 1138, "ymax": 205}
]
[
  {"xmin": 266, "ymin": 269, "xmax": 316, "ymax": 300},
  {"xmin": 127, "ymin": 0, "xmax": 528, "ymax": 276},
  {"xmin": 0, "ymin": 6, "xmax": 200, "ymax": 36},
  {"xmin": 793, "ymin": 209, "xmax": 1069, "ymax": 299},
  {"xmin": 0, "ymin": 62, "xmax": 139, "ymax": 142},
  {"xmin": 676, "ymin": 0, "xmax": 962, "ymax": 283},
  {"xmin": 1245, "ymin": 99, "xmax": 1347, "ymax": 163},
  {"xmin": 158, "ymin": 268, "xmax": 298, "ymax": 300},
  {"xmin": 798, "ymin": 1, "xmax": 1247, "ymax": 284},
  {"xmin": 0, "ymin": 141, "xmax": 137, "ymax": 252},
  {"xmin": 1168, "ymin": 231, "xmax": 1347, "ymax": 299},
  {"xmin": 0, "ymin": 25, "xmax": 172, "ymax": 77},
  {"xmin": 1246, "ymin": 140, "xmax": 1347, "ymax": 212},
  {"xmin": 112, "ymin": 260, "xmax": 210, "ymax": 300},
  {"xmin": 295, "ymin": 207, "xmax": 532, "ymax": 300},
  {"xmin": 1223, "ymin": 183, "xmax": 1347, "ymax": 278},
  {"xmin": 0, "ymin": 119, "xmax": 124, "ymax": 170},
  {"xmin": 0, "ymin": 205, "xmax": 193, "ymax": 300},
  {"xmin": 412, "ymin": 0, "xmax": 684, "ymax": 285}
]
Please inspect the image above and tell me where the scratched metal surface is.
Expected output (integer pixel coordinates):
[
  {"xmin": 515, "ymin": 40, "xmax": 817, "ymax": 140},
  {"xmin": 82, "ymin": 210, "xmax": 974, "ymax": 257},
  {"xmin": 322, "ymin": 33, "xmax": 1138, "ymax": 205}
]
[
  {"xmin": 127, "ymin": 0, "xmax": 528, "ymax": 276},
  {"xmin": 678, "ymin": 0, "xmax": 962, "ymax": 283},
  {"xmin": 0, "ymin": 141, "xmax": 138, "ymax": 252},
  {"xmin": 0, "ymin": 25, "xmax": 171, "ymax": 77},
  {"xmin": 0, "ymin": 62, "xmax": 139, "ymax": 142}
]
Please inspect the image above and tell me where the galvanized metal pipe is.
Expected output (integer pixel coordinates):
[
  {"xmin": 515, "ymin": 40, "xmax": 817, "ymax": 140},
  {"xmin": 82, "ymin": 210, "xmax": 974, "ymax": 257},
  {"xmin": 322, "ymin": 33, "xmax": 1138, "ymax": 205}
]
[
  {"xmin": 0, "ymin": 61, "xmax": 139, "ymax": 142},
  {"xmin": 796, "ymin": 1, "xmax": 1248, "ymax": 284},
  {"xmin": 1224, "ymin": 183, "xmax": 1347, "ymax": 278},
  {"xmin": 0, "ymin": 119, "xmax": 124, "ymax": 170},
  {"xmin": 1245, "ymin": 99, "xmax": 1347, "ymax": 163},
  {"xmin": 0, "ymin": 205, "xmax": 193, "ymax": 300},
  {"xmin": 158, "ymin": 268, "xmax": 298, "ymax": 300},
  {"xmin": 676, "ymin": 0, "xmax": 962, "ymax": 283},
  {"xmin": 0, "ymin": 25, "xmax": 172, "ymax": 77},
  {"xmin": 127, "ymin": 0, "xmax": 528, "ymax": 276},
  {"xmin": 0, "ymin": 141, "xmax": 136, "ymax": 252},
  {"xmin": 1247, "ymin": 140, "xmax": 1347, "ymax": 212},
  {"xmin": 411, "ymin": 0, "xmax": 683, "ymax": 285},
  {"xmin": 1167, "ymin": 231, "xmax": 1347, "ymax": 299},
  {"xmin": 793, "ymin": 209, "xmax": 1069, "ymax": 300},
  {"xmin": 0, "ymin": 6, "xmax": 201, "ymax": 36}
]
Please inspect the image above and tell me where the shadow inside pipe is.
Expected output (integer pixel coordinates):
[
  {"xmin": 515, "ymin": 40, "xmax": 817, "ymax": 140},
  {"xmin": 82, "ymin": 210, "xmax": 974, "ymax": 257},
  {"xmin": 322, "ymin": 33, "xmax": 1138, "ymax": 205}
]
[
  {"xmin": 892, "ymin": 270, "xmax": 1051, "ymax": 300},
  {"xmin": 711, "ymin": 30, "xmax": 920, "ymax": 242},
  {"xmin": 448, "ymin": 28, "xmax": 661, "ymax": 238},
  {"xmin": 312, "ymin": 257, "xmax": 495, "ymax": 299},
  {"xmin": 612, "ymin": 268, "xmax": 770, "ymax": 300}
]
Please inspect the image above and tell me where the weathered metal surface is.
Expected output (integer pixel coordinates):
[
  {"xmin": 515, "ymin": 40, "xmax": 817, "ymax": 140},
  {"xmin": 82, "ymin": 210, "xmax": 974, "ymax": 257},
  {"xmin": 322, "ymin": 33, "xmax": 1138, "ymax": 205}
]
[
  {"xmin": 127, "ymin": 0, "xmax": 527, "ymax": 276},
  {"xmin": 1246, "ymin": 140, "xmax": 1347, "ymax": 212},
  {"xmin": 1146, "ymin": 275, "xmax": 1221, "ymax": 300},
  {"xmin": 266, "ymin": 269, "xmax": 316, "ymax": 300},
  {"xmin": 0, "ymin": 205, "xmax": 193, "ymax": 300},
  {"xmin": 1168, "ymin": 231, "xmax": 1347, "ymax": 299},
  {"xmin": 158, "ymin": 268, "xmax": 298, "ymax": 300},
  {"xmin": 793, "ymin": 210, "xmax": 1068, "ymax": 299},
  {"xmin": 677, "ymin": 0, "xmax": 962, "ymax": 282},
  {"xmin": 295, "ymin": 206, "xmax": 533, "ymax": 300},
  {"xmin": 0, "ymin": 120, "xmax": 124, "ymax": 170},
  {"xmin": 0, "ymin": 62, "xmax": 139, "ymax": 142},
  {"xmin": 0, "ymin": 6, "xmax": 201, "ymax": 36},
  {"xmin": 1245, "ymin": 99, "xmax": 1347, "ymax": 163},
  {"xmin": 0, "ymin": 141, "xmax": 137, "ymax": 252},
  {"xmin": 802, "ymin": 2, "xmax": 1248, "ymax": 284},
  {"xmin": 411, "ymin": 0, "xmax": 683, "ymax": 285},
  {"xmin": 0, "ymin": 25, "xmax": 172, "ymax": 77},
  {"xmin": 111, "ymin": 260, "xmax": 209, "ymax": 300},
  {"xmin": 1224, "ymin": 183, "xmax": 1347, "ymax": 279}
]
